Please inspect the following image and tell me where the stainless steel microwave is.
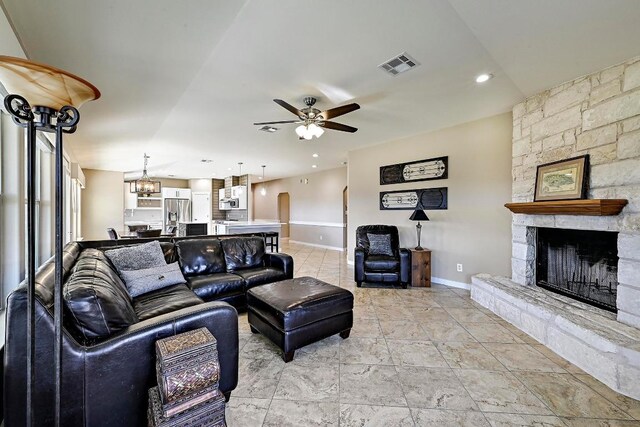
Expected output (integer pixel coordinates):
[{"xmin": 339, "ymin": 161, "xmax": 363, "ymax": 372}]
[{"xmin": 219, "ymin": 198, "xmax": 238, "ymax": 210}]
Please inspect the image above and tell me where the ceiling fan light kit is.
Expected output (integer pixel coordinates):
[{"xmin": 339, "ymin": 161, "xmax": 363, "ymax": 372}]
[
  {"xmin": 254, "ymin": 96, "xmax": 360, "ymax": 139},
  {"xmin": 296, "ymin": 122, "xmax": 324, "ymax": 140}
]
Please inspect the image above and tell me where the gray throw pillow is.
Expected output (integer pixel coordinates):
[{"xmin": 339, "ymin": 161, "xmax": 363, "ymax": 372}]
[
  {"xmin": 104, "ymin": 241, "xmax": 166, "ymax": 271},
  {"xmin": 119, "ymin": 262, "xmax": 186, "ymax": 297},
  {"xmin": 367, "ymin": 233, "xmax": 394, "ymax": 256}
]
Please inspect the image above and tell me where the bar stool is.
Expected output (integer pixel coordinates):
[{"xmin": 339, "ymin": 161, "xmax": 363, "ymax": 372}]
[{"xmin": 263, "ymin": 231, "xmax": 279, "ymax": 253}]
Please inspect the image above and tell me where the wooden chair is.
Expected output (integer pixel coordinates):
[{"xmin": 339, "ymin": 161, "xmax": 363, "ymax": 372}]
[{"xmin": 107, "ymin": 228, "xmax": 119, "ymax": 240}]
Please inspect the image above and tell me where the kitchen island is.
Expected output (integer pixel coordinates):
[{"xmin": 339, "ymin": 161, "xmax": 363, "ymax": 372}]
[{"xmin": 213, "ymin": 220, "xmax": 282, "ymax": 236}]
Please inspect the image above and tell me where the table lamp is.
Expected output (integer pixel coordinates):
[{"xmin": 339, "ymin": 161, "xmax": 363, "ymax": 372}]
[
  {"xmin": 409, "ymin": 208, "xmax": 429, "ymax": 250},
  {"xmin": 0, "ymin": 55, "xmax": 99, "ymax": 426}
]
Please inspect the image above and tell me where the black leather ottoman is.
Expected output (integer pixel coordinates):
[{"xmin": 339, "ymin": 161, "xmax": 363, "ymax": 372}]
[{"xmin": 246, "ymin": 276, "xmax": 354, "ymax": 362}]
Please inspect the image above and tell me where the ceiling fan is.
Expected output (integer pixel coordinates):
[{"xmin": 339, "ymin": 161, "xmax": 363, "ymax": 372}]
[{"xmin": 254, "ymin": 97, "xmax": 360, "ymax": 140}]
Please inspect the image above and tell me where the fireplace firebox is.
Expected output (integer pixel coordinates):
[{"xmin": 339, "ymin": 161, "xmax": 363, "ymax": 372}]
[{"xmin": 536, "ymin": 228, "xmax": 618, "ymax": 312}]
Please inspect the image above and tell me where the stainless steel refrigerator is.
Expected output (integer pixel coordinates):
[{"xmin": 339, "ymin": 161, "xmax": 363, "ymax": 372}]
[{"xmin": 163, "ymin": 197, "xmax": 191, "ymax": 233}]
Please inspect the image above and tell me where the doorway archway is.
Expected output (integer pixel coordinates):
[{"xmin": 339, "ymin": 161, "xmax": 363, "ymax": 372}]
[{"xmin": 277, "ymin": 192, "xmax": 290, "ymax": 238}]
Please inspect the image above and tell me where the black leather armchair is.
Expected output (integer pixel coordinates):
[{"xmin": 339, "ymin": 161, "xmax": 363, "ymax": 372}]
[{"xmin": 354, "ymin": 225, "xmax": 411, "ymax": 288}]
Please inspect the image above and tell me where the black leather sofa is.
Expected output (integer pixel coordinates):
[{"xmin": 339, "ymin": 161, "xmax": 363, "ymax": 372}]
[
  {"xmin": 354, "ymin": 225, "xmax": 411, "ymax": 288},
  {"xmin": 4, "ymin": 235, "xmax": 293, "ymax": 426}
]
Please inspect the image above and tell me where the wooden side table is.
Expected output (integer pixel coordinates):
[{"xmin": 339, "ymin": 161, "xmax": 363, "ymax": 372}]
[{"xmin": 410, "ymin": 248, "xmax": 432, "ymax": 287}]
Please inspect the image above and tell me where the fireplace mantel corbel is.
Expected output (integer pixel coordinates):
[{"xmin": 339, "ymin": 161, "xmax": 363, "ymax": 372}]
[{"xmin": 504, "ymin": 199, "xmax": 628, "ymax": 216}]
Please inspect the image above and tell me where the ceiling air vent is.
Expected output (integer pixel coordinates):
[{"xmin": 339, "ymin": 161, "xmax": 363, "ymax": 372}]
[
  {"xmin": 259, "ymin": 125, "xmax": 278, "ymax": 133},
  {"xmin": 378, "ymin": 52, "xmax": 420, "ymax": 76},
  {"xmin": 258, "ymin": 126, "xmax": 278, "ymax": 133}
]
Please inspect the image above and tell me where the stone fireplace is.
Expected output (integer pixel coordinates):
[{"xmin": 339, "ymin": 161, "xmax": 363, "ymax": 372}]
[{"xmin": 472, "ymin": 56, "xmax": 640, "ymax": 399}]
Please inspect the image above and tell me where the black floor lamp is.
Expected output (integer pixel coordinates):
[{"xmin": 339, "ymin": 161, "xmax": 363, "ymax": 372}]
[{"xmin": 0, "ymin": 56, "xmax": 100, "ymax": 426}]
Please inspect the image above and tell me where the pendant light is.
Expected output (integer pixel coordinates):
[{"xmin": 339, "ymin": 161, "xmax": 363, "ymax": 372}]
[
  {"xmin": 131, "ymin": 153, "xmax": 161, "ymax": 195},
  {"xmin": 260, "ymin": 165, "xmax": 267, "ymax": 196}
]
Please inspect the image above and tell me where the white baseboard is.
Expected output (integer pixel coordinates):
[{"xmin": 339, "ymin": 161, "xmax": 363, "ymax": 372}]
[
  {"xmin": 288, "ymin": 240, "xmax": 345, "ymax": 252},
  {"xmin": 432, "ymin": 276, "xmax": 471, "ymax": 290},
  {"xmin": 289, "ymin": 220, "xmax": 346, "ymax": 228}
]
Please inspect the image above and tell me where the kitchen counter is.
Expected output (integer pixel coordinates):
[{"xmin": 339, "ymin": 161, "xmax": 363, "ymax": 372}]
[{"xmin": 213, "ymin": 220, "xmax": 282, "ymax": 235}]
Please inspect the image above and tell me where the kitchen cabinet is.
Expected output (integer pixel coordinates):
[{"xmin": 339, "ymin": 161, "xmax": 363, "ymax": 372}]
[
  {"xmin": 231, "ymin": 185, "xmax": 247, "ymax": 210},
  {"xmin": 162, "ymin": 187, "xmax": 191, "ymax": 199},
  {"xmin": 124, "ymin": 183, "xmax": 138, "ymax": 210},
  {"xmin": 218, "ymin": 188, "xmax": 225, "ymax": 202}
]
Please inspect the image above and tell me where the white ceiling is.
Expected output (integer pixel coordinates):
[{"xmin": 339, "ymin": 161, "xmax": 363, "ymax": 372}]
[{"xmin": 3, "ymin": 0, "xmax": 640, "ymax": 180}]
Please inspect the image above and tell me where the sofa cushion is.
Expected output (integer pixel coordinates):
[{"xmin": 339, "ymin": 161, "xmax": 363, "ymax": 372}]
[
  {"xmin": 220, "ymin": 237, "xmax": 265, "ymax": 271},
  {"xmin": 176, "ymin": 238, "xmax": 226, "ymax": 276},
  {"xmin": 104, "ymin": 241, "xmax": 167, "ymax": 272},
  {"xmin": 119, "ymin": 262, "xmax": 186, "ymax": 297},
  {"xmin": 234, "ymin": 267, "xmax": 287, "ymax": 290},
  {"xmin": 63, "ymin": 249, "xmax": 138, "ymax": 341},
  {"xmin": 186, "ymin": 273, "xmax": 245, "ymax": 300},
  {"xmin": 160, "ymin": 242, "xmax": 177, "ymax": 264},
  {"xmin": 364, "ymin": 255, "xmax": 399, "ymax": 272},
  {"xmin": 133, "ymin": 284, "xmax": 203, "ymax": 321}
]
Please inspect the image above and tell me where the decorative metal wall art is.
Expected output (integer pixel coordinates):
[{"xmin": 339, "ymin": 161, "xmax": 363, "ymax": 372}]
[
  {"xmin": 380, "ymin": 187, "xmax": 448, "ymax": 210},
  {"xmin": 380, "ymin": 156, "xmax": 448, "ymax": 185}
]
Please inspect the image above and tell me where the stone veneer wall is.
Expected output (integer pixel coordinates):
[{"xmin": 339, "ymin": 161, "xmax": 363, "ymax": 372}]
[{"xmin": 511, "ymin": 56, "xmax": 640, "ymax": 328}]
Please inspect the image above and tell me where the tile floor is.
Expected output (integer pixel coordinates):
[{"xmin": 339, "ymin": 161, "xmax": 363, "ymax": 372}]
[{"xmin": 225, "ymin": 242, "xmax": 640, "ymax": 426}]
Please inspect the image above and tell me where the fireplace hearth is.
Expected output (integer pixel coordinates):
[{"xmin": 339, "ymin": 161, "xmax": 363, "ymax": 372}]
[{"xmin": 536, "ymin": 227, "xmax": 618, "ymax": 312}]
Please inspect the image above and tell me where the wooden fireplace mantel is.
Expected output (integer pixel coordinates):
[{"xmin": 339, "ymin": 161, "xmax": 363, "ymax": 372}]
[{"xmin": 504, "ymin": 199, "xmax": 628, "ymax": 216}]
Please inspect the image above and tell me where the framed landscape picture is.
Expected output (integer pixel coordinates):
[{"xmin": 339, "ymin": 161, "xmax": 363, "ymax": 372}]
[{"xmin": 534, "ymin": 155, "xmax": 589, "ymax": 202}]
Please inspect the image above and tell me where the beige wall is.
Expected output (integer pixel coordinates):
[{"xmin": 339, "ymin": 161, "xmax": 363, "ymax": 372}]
[
  {"xmin": 348, "ymin": 112, "xmax": 513, "ymax": 285},
  {"xmin": 188, "ymin": 179, "xmax": 212, "ymax": 192},
  {"xmin": 82, "ymin": 169, "xmax": 125, "ymax": 240},
  {"xmin": 160, "ymin": 178, "xmax": 189, "ymax": 188},
  {"xmin": 252, "ymin": 167, "xmax": 347, "ymax": 249}
]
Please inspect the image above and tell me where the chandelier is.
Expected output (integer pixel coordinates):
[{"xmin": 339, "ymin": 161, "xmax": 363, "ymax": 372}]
[{"xmin": 130, "ymin": 153, "xmax": 161, "ymax": 194}]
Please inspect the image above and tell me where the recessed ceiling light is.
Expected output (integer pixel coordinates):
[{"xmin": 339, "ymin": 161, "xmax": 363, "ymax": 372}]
[
  {"xmin": 228, "ymin": 167, "xmax": 232, "ymax": 171},
  {"xmin": 168, "ymin": 174, "xmax": 176, "ymax": 177},
  {"xmin": 201, "ymin": 159, "xmax": 213, "ymax": 163},
  {"xmin": 312, "ymin": 153, "xmax": 319, "ymax": 158},
  {"xmin": 475, "ymin": 73, "xmax": 493, "ymax": 83},
  {"xmin": 312, "ymin": 164, "xmax": 317, "ymax": 168}
]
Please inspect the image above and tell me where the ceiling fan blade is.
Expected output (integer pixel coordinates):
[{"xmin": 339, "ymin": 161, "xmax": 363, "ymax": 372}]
[
  {"xmin": 274, "ymin": 99, "xmax": 304, "ymax": 117},
  {"xmin": 319, "ymin": 121, "xmax": 358, "ymax": 133},
  {"xmin": 318, "ymin": 103, "xmax": 360, "ymax": 120},
  {"xmin": 253, "ymin": 120, "xmax": 301, "ymax": 125}
]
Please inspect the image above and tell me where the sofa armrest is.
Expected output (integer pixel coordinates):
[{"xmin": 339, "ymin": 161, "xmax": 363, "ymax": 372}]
[
  {"xmin": 354, "ymin": 247, "xmax": 366, "ymax": 282},
  {"xmin": 83, "ymin": 301, "xmax": 239, "ymax": 426},
  {"xmin": 399, "ymin": 248, "xmax": 411, "ymax": 284},
  {"xmin": 265, "ymin": 253, "xmax": 294, "ymax": 279}
]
